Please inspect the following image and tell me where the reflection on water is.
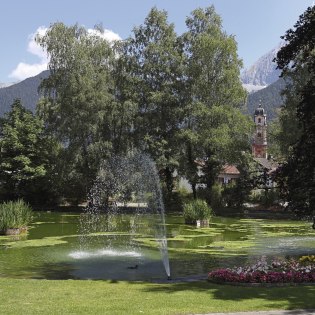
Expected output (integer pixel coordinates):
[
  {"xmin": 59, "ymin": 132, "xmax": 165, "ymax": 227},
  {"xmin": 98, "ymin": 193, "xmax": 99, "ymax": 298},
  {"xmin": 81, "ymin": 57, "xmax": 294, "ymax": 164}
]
[
  {"xmin": 69, "ymin": 249, "xmax": 143, "ymax": 259},
  {"xmin": 0, "ymin": 211, "xmax": 314, "ymax": 280}
]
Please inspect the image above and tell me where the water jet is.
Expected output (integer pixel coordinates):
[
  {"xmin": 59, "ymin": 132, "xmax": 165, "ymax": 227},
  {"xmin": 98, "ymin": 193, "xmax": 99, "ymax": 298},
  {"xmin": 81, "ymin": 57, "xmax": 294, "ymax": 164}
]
[{"xmin": 79, "ymin": 153, "xmax": 171, "ymax": 279}]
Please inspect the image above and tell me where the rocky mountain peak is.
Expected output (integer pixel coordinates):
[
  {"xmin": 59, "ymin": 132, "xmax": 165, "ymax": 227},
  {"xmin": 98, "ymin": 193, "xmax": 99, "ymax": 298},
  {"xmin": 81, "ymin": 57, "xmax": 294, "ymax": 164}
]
[{"xmin": 241, "ymin": 42, "xmax": 284, "ymax": 90}]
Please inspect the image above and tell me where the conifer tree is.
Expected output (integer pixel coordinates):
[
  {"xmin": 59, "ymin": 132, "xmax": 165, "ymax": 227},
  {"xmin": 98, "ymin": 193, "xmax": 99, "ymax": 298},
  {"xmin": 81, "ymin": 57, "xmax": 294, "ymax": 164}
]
[{"xmin": 0, "ymin": 99, "xmax": 54, "ymax": 201}]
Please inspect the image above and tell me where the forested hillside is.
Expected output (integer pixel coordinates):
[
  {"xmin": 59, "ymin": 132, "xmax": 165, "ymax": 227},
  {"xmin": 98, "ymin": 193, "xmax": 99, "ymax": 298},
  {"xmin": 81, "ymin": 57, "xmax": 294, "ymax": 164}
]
[
  {"xmin": 0, "ymin": 69, "xmax": 285, "ymax": 121},
  {"xmin": 246, "ymin": 78, "xmax": 285, "ymax": 120},
  {"xmin": 0, "ymin": 71, "xmax": 49, "ymax": 116}
]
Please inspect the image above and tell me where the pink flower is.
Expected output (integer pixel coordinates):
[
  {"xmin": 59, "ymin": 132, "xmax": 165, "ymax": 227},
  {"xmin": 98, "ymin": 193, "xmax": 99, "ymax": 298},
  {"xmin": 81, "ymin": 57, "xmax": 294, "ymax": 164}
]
[{"xmin": 208, "ymin": 256, "xmax": 315, "ymax": 284}]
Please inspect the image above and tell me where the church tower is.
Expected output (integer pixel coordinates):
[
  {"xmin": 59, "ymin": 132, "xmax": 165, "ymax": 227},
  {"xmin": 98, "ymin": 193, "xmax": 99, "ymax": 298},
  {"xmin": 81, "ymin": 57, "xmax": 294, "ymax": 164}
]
[{"xmin": 252, "ymin": 103, "xmax": 267, "ymax": 158}]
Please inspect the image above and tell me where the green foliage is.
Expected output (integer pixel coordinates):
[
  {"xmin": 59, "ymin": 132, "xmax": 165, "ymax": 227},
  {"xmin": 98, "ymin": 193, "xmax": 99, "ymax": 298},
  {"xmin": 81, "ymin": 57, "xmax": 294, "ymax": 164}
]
[
  {"xmin": 37, "ymin": 23, "xmax": 119, "ymax": 199},
  {"xmin": 176, "ymin": 185, "xmax": 191, "ymax": 200},
  {"xmin": 274, "ymin": 6, "xmax": 315, "ymax": 216},
  {"xmin": 0, "ymin": 199, "xmax": 33, "ymax": 231},
  {"xmin": 0, "ymin": 99, "xmax": 54, "ymax": 202},
  {"xmin": 120, "ymin": 7, "xmax": 183, "ymax": 194},
  {"xmin": 249, "ymin": 189, "xmax": 264, "ymax": 203},
  {"xmin": 182, "ymin": 6, "xmax": 245, "ymax": 107},
  {"xmin": 213, "ymin": 181, "xmax": 249, "ymax": 210},
  {"xmin": 260, "ymin": 189, "xmax": 279, "ymax": 207},
  {"xmin": 250, "ymin": 189, "xmax": 279, "ymax": 207},
  {"xmin": 210, "ymin": 153, "xmax": 266, "ymax": 210},
  {"xmin": 163, "ymin": 185, "xmax": 192, "ymax": 212},
  {"xmin": 221, "ymin": 182, "xmax": 239, "ymax": 208},
  {"xmin": 178, "ymin": 6, "xmax": 251, "ymax": 197},
  {"xmin": 205, "ymin": 153, "xmax": 272, "ymax": 210},
  {"xmin": 183, "ymin": 199, "xmax": 212, "ymax": 223},
  {"xmin": 268, "ymin": 69, "xmax": 307, "ymax": 160},
  {"xmin": 210, "ymin": 183, "xmax": 223, "ymax": 210},
  {"xmin": 233, "ymin": 153, "xmax": 264, "ymax": 206},
  {"xmin": 1, "ymin": 8, "xmax": 256, "ymax": 204},
  {"xmin": 267, "ymin": 118, "xmax": 283, "ymax": 159}
]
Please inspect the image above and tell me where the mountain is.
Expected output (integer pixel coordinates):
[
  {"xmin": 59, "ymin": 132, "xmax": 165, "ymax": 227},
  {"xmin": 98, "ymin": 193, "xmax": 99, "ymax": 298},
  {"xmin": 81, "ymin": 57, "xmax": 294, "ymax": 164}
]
[
  {"xmin": 1, "ymin": 44, "xmax": 286, "ymax": 120},
  {"xmin": 0, "ymin": 71, "xmax": 49, "ymax": 116},
  {"xmin": 246, "ymin": 77, "xmax": 286, "ymax": 120},
  {"xmin": 241, "ymin": 43, "xmax": 283, "ymax": 92},
  {"xmin": 241, "ymin": 43, "xmax": 287, "ymax": 120},
  {"xmin": 0, "ymin": 82, "xmax": 17, "ymax": 88},
  {"xmin": 0, "ymin": 69, "xmax": 285, "ymax": 121}
]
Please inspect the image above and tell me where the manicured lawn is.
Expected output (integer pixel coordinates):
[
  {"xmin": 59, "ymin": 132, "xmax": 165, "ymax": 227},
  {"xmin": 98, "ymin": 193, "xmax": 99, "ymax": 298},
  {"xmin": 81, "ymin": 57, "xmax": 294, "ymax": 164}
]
[{"xmin": 1, "ymin": 278, "xmax": 315, "ymax": 315}]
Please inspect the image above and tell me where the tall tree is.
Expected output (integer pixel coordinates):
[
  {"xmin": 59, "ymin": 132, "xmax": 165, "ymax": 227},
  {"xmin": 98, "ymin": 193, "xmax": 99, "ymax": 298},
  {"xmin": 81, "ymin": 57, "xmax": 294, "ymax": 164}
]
[
  {"xmin": 275, "ymin": 6, "xmax": 315, "ymax": 216},
  {"xmin": 268, "ymin": 66, "xmax": 309, "ymax": 160},
  {"xmin": 0, "ymin": 99, "xmax": 54, "ymax": 202},
  {"xmin": 179, "ymin": 6, "xmax": 250, "ymax": 198},
  {"xmin": 120, "ymin": 8, "xmax": 184, "ymax": 195},
  {"xmin": 36, "ymin": 23, "xmax": 122, "ymax": 200}
]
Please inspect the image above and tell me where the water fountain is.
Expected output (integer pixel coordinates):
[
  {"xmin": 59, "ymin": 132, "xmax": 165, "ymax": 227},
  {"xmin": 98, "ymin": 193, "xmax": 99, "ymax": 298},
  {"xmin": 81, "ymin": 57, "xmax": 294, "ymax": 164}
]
[{"xmin": 77, "ymin": 152, "xmax": 171, "ymax": 279}]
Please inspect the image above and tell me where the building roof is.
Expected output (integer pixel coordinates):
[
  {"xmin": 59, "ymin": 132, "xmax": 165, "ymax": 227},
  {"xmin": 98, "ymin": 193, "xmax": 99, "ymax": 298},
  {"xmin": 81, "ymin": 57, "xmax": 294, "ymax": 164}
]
[
  {"xmin": 220, "ymin": 164, "xmax": 240, "ymax": 175},
  {"xmin": 254, "ymin": 158, "xmax": 278, "ymax": 171}
]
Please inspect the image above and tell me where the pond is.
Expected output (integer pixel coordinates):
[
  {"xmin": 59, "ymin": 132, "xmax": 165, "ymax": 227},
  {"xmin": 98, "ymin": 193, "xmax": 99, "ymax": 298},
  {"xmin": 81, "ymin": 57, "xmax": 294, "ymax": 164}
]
[{"xmin": 0, "ymin": 211, "xmax": 314, "ymax": 281}]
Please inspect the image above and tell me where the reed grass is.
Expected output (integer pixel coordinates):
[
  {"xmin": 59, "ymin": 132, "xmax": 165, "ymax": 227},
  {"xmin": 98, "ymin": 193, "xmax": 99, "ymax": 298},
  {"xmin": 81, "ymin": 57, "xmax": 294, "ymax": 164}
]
[{"xmin": 0, "ymin": 199, "xmax": 33, "ymax": 231}]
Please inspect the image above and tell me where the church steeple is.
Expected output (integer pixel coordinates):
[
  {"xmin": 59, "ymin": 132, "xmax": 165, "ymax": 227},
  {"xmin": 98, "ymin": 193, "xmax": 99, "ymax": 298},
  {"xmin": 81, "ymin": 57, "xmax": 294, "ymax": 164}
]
[{"xmin": 252, "ymin": 102, "xmax": 267, "ymax": 158}]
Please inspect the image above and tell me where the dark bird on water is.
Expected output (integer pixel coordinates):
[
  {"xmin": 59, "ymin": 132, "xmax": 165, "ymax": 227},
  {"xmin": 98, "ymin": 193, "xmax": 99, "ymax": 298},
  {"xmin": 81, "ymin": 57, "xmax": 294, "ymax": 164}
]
[{"xmin": 127, "ymin": 264, "xmax": 138, "ymax": 269}]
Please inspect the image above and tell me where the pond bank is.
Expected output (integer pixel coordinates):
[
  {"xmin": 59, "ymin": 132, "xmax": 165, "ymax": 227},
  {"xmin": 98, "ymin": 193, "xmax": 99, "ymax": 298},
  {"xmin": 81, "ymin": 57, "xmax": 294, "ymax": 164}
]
[
  {"xmin": 33, "ymin": 204, "xmax": 299, "ymax": 221},
  {"xmin": 215, "ymin": 207, "xmax": 298, "ymax": 220}
]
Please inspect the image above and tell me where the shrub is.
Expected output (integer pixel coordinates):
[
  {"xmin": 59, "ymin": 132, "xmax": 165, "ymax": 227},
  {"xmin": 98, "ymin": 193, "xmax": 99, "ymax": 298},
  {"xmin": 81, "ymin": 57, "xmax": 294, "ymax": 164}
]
[
  {"xmin": 299, "ymin": 255, "xmax": 315, "ymax": 264},
  {"xmin": 195, "ymin": 187, "xmax": 211, "ymax": 204},
  {"xmin": 164, "ymin": 186, "xmax": 192, "ymax": 212},
  {"xmin": 249, "ymin": 189, "xmax": 279, "ymax": 206},
  {"xmin": 183, "ymin": 199, "xmax": 212, "ymax": 223},
  {"xmin": 261, "ymin": 188, "xmax": 279, "ymax": 206},
  {"xmin": 0, "ymin": 199, "xmax": 33, "ymax": 231},
  {"xmin": 249, "ymin": 189, "xmax": 263, "ymax": 203},
  {"xmin": 221, "ymin": 182, "xmax": 238, "ymax": 208}
]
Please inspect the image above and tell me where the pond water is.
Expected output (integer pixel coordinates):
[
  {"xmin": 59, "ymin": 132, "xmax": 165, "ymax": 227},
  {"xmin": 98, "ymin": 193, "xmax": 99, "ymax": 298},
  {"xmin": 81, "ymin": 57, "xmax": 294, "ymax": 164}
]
[{"xmin": 0, "ymin": 212, "xmax": 314, "ymax": 281}]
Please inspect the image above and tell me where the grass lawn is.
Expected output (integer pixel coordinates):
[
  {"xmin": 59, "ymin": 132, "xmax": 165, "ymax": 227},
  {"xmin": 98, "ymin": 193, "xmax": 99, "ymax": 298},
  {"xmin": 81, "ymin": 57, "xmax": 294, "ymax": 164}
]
[{"xmin": 1, "ymin": 278, "xmax": 315, "ymax": 315}]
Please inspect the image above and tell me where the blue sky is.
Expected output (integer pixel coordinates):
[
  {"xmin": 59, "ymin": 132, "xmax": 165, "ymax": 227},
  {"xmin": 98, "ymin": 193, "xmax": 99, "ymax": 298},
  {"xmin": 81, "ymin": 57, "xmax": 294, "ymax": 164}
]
[{"xmin": 0, "ymin": 0, "xmax": 313, "ymax": 83}]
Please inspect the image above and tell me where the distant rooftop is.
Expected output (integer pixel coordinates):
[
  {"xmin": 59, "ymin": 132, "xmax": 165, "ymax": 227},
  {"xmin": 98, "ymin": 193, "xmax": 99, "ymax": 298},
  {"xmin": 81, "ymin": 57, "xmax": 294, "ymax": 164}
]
[
  {"xmin": 220, "ymin": 164, "xmax": 240, "ymax": 175},
  {"xmin": 254, "ymin": 158, "xmax": 278, "ymax": 171}
]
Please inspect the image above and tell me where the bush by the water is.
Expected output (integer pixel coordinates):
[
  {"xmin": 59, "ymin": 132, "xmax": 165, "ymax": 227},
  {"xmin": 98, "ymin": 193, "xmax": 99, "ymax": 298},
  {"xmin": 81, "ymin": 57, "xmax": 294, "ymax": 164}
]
[
  {"xmin": 0, "ymin": 200, "xmax": 33, "ymax": 231},
  {"xmin": 183, "ymin": 199, "xmax": 212, "ymax": 223}
]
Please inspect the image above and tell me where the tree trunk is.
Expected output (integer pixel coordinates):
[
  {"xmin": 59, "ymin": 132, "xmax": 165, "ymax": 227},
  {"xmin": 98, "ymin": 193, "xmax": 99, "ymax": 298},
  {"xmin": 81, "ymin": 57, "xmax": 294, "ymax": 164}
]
[
  {"xmin": 164, "ymin": 166, "xmax": 174, "ymax": 196},
  {"xmin": 192, "ymin": 183, "xmax": 197, "ymax": 199}
]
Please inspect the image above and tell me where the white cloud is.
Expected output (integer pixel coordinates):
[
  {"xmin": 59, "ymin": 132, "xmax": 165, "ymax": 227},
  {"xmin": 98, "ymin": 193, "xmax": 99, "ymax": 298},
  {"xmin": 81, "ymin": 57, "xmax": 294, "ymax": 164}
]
[
  {"xmin": 9, "ymin": 26, "xmax": 121, "ymax": 81},
  {"xmin": 9, "ymin": 26, "xmax": 48, "ymax": 81},
  {"xmin": 27, "ymin": 26, "xmax": 48, "ymax": 60},
  {"xmin": 87, "ymin": 28, "xmax": 121, "ymax": 42},
  {"xmin": 9, "ymin": 62, "xmax": 48, "ymax": 81}
]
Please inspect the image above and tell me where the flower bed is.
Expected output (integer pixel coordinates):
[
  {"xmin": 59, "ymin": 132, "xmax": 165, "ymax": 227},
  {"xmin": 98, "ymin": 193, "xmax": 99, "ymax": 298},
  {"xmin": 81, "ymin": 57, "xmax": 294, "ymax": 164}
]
[{"xmin": 208, "ymin": 256, "xmax": 315, "ymax": 285}]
